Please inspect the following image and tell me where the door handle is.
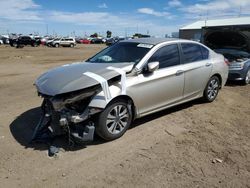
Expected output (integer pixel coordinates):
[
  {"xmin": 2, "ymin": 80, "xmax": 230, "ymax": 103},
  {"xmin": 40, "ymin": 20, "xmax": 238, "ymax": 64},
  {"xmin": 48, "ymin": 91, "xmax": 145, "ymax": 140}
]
[
  {"xmin": 176, "ymin": 70, "xmax": 184, "ymax": 76},
  {"xmin": 205, "ymin": 63, "xmax": 212, "ymax": 67}
]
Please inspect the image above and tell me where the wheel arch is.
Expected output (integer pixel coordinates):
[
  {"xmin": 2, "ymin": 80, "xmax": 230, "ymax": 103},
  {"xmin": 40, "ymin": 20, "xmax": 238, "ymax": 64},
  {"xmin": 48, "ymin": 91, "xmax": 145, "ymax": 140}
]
[
  {"xmin": 106, "ymin": 95, "xmax": 137, "ymax": 120},
  {"xmin": 211, "ymin": 73, "xmax": 222, "ymax": 88},
  {"xmin": 89, "ymin": 94, "xmax": 138, "ymax": 120}
]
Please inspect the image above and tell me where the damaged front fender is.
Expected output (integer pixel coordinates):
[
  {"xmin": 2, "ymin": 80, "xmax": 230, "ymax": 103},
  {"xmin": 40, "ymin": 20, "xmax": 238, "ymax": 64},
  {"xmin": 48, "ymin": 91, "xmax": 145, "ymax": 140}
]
[{"xmin": 34, "ymin": 64, "xmax": 134, "ymax": 145}]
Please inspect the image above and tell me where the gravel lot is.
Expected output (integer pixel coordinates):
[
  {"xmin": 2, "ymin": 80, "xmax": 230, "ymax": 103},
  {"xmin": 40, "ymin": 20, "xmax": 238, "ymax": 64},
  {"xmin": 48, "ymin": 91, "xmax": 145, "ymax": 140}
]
[{"xmin": 0, "ymin": 45, "xmax": 249, "ymax": 188}]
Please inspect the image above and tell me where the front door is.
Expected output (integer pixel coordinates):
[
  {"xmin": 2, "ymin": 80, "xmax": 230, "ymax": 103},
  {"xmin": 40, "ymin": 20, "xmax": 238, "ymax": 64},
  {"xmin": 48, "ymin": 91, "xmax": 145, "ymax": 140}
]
[{"xmin": 128, "ymin": 44, "xmax": 184, "ymax": 116}]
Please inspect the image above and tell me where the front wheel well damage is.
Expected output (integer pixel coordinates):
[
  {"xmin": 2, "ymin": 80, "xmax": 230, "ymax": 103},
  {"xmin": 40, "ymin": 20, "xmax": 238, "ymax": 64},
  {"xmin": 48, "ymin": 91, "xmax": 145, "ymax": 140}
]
[{"xmin": 107, "ymin": 95, "xmax": 137, "ymax": 120}]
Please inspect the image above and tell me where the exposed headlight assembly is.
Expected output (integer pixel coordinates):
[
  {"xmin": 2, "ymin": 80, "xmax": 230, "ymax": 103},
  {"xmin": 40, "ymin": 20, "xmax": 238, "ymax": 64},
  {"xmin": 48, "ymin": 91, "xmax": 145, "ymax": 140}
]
[{"xmin": 229, "ymin": 62, "xmax": 244, "ymax": 70}]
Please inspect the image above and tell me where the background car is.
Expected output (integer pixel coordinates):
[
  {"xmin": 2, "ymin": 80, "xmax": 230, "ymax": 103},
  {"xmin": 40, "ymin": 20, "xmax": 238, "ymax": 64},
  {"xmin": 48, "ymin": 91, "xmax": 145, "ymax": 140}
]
[
  {"xmin": 214, "ymin": 49, "xmax": 250, "ymax": 84},
  {"xmin": 52, "ymin": 37, "xmax": 76, "ymax": 47},
  {"xmin": 46, "ymin": 38, "xmax": 60, "ymax": 47},
  {"xmin": 34, "ymin": 38, "xmax": 228, "ymax": 143},
  {"xmin": 10, "ymin": 36, "xmax": 40, "ymax": 48},
  {"xmin": 106, "ymin": 37, "xmax": 125, "ymax": 46},
  {"xmin": 0, "ymin": 35, "xmax": 9, "ymax": 44},
  {"xmin": 80, "ymin": 38, "xmax": 91, "ymax": 44},
  {"xmin": 90, "ymin": 38, "xmax": 104, "ymax": 44}
]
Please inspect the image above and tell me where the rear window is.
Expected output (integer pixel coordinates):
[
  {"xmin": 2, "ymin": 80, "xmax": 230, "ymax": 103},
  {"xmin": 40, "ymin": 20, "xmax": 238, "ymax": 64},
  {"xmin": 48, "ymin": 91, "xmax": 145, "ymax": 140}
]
[{"xmin": 181, "ymin": 43, "xmax": 203, "ymax": 63}]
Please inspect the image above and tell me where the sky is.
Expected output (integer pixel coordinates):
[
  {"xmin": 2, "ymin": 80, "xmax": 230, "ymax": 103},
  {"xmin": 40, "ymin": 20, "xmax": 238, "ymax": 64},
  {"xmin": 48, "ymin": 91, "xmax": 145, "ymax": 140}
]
[{"xmin": 0, "ymin": 0, "xmax": 250, "ymax": 37}]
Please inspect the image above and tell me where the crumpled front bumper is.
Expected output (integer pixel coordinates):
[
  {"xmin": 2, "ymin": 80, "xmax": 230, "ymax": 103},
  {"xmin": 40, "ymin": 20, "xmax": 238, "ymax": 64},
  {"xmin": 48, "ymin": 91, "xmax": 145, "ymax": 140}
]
[{"xmin": 31, "ymin": 98, "xmax": 100, "ymax": 144}]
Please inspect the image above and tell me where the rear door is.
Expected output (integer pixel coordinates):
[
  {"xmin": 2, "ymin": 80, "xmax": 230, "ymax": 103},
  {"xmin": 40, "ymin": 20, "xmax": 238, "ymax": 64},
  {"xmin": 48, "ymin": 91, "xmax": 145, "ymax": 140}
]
[
  {"xmin": 21, "ymin": 37, "xmax": 28, "ymax": 45},
  {"xmin": 180, "ymin": 43, "xmax": 212, "ymax": 99},
  {"xmin": 131, "ymin": 44, "xmax": 184, "ymax": 116},
  {"xmin": 60, "ymin": 38, "xmax": 67, "ymax": 46},
  {"xmin": 25, "ymin": 37, "xmax": 31, "ymax": 45}
]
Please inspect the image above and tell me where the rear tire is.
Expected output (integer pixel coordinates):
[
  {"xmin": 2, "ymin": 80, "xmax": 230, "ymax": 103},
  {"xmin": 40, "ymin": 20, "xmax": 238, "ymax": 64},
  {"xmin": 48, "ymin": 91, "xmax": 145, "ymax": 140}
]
[
  {"xmin": 96, "ymin": 100, "xmax": 132, "ymax": 141},
  {"xmin": 70, "ymin": 43, "xmax": 74, "ymax": 48},
  {"xmin": 55, "ymin": 43, "xmax": 59, "ymax": 48},
  {"xmin": 203, "ymin": 76, "xmax": 220, "ymax": 102}
]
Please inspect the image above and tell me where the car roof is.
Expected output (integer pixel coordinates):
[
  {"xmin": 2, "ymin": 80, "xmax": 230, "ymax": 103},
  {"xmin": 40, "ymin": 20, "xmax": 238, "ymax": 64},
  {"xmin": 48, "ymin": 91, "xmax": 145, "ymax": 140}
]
[{"xmin": 121, "ymin": 38, "xmax": 184, "ymax": 45}]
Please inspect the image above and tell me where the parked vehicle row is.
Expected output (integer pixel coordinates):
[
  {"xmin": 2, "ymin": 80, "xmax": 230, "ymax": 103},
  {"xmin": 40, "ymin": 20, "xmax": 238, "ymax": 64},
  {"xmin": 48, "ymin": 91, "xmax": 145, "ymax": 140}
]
[
  {"xmin": 7, "ymin": 35, "xmax": 110, "ymax": 48},
  {"xmin": 4, "ymin": 34, "xmax": 135, "ymax": 48}
]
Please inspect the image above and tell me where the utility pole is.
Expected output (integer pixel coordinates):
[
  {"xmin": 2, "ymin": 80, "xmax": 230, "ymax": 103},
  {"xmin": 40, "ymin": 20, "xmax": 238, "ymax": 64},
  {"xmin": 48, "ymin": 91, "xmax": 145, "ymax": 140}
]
[
  {"xmin": 125, "ymin": 28, "xmax": 127, "ymax": 37},
  {"xmin": 46, "ymin": 24, "xmax": 49, "ymax": 35}
]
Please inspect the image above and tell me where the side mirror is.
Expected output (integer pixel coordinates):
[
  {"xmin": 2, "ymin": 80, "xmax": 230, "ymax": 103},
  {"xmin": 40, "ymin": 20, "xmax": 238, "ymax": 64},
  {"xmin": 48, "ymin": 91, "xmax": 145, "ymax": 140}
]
[{"xmin": 147, "ymin": 61, "xmax": 159, "ymax": 73}]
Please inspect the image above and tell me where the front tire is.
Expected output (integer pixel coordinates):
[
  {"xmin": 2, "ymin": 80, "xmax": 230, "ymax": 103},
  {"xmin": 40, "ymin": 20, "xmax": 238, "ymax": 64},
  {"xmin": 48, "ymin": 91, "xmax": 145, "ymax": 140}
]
[
  {"xmin": 243, "ymin": 69, "xmax": 250, "ymax": 85},
  {"xmin": 55, "ymin": 43, "xmax": 59, "ymax": 48},
  {"xmin": 203, "ymin": 76, "xmax": 220, "ymax": 102},
  {"xmin": 96, "ymin": 100, "xmax": 132, "ymax": 141}
]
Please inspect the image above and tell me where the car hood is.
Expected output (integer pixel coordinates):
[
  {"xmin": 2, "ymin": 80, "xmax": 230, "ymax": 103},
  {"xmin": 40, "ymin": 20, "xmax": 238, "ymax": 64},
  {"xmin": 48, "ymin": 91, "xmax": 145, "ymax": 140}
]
[
  {"xmin": 35, "ymin": 62, "xmax": 134, "ymax": 96},
  {"xmin": 204, "ymin": 30, "xmax": 250, "ymax": 52}
]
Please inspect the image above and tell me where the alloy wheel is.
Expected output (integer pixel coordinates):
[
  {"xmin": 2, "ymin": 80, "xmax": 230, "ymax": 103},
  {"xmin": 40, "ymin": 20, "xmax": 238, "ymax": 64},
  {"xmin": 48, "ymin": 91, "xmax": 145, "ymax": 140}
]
[
  {"xmin": 207, "ymin": 78, "xmax": 219, "ymax": 100},
  {"xmin": 106, "ymin": 104, "xmax": 129, "ymax": 134}
]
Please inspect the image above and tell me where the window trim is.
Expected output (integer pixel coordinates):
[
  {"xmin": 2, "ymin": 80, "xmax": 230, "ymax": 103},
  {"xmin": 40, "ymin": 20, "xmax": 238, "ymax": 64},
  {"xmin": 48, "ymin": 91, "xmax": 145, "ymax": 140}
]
[
  {"xmin": 146, "ymin": 43, "xmax": 181, "ymax": 70},
  {"xmin": 179, "ymin": 42, "xmax": 206, "ymax": 64},
  {"xmin": 199, "ymin": 45, "xmax": 210, "ymax": 60}
]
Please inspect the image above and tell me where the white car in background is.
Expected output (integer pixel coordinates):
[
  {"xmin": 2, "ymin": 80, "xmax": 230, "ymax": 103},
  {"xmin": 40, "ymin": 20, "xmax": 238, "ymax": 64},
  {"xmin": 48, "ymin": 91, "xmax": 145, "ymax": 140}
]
[{"xmin": 52, "ymin": 37, "xmax": 76, "ymax": 48}]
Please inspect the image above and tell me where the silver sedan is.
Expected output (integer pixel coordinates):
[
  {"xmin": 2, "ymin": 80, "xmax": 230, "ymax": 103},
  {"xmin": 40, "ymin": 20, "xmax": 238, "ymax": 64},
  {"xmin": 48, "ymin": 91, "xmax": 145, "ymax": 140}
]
[{"xmin": 34, "ymin": 38, "xmax": 229, "ymax": 142}]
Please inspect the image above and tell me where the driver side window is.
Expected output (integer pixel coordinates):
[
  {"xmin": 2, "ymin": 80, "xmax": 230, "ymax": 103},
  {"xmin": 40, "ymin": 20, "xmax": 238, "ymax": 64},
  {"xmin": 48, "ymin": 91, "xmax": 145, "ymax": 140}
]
[{"xmin": 148, "ymin": 44, "xmax": 180, "ymax": 69}]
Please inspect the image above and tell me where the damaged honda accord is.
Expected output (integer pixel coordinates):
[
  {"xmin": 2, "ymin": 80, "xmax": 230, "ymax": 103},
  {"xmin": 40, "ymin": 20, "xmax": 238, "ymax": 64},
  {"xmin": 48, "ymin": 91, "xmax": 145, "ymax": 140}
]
[{"xmin": 33, "ymin": 38, "xmax": 228, "ymax": 144}]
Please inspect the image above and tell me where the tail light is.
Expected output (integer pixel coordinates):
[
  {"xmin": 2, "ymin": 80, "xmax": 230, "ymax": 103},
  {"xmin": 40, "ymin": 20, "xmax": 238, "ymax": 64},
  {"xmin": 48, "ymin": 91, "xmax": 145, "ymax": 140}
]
[{"xmin": 224, "ymin": 58, "xmax": 230, "ymax": 66}]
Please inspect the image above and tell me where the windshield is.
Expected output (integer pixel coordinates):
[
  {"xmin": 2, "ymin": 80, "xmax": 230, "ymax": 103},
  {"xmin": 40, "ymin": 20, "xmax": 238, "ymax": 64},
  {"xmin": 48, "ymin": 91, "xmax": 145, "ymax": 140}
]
[
  {"xmin": 214, "ymin": 49, "xmax": 250, "ymax": 61},
  {"xmin": 87, "ymin": 42, "xmax": 152, "ymax": 64}
]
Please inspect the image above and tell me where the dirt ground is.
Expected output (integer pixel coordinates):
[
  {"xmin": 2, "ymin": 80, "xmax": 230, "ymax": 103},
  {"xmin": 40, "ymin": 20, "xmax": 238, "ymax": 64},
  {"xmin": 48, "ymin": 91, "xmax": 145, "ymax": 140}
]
[{"xmin": 0, "ymin": 45, "xmax": 249, "ymax": 188}]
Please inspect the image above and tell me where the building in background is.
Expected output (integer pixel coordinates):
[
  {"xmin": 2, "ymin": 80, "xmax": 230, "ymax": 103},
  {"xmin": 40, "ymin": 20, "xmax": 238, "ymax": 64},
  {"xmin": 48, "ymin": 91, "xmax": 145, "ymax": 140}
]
[
  {"xmin": 179, "ymin": 17, "xmax": 250, "ymax": 41},
  {"xmin": 171, "ymin": 32, "xmax": 179, "ymax": 38}
]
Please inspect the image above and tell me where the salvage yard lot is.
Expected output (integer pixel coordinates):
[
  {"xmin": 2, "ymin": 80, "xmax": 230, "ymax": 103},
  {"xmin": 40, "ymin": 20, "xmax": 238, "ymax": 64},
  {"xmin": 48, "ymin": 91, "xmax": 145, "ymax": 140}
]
[{"xmin": 0, "ymin": 45, "xmax": 249, "ymax": 187}]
